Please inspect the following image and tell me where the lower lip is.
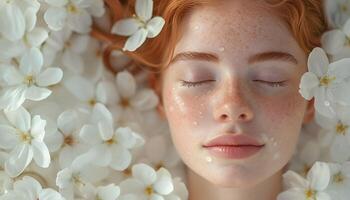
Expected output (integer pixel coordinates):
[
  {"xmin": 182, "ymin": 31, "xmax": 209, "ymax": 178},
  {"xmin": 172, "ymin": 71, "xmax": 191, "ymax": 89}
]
[{"xmin": 204, "ymin": 145, "xmax": 264, "ymax": 159}]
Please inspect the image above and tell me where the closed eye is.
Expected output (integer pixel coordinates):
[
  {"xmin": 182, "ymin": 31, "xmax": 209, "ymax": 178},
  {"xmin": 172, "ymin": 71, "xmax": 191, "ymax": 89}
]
[
  {"xmin": 253, "ymin": 80, "xmax": 286, "ymax": 87},
  {"xmin": 180, "ymin": 80, "xmax": 214, "ymax": 88}
]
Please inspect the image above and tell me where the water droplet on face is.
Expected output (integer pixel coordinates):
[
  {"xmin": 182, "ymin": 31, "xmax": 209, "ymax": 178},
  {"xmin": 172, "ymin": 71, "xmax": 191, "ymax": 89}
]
[
  {"xmin": 193, "ymin": 121, "xmax": 198, "ymax": 126},
  {"xmin": 219, "ymin": 47, "xmax": 225, "ymax": 52},
  {"xmin": 194, "ymin": 25, "xmax": 200, "ymax": 30},
  {"xmin": 206, "ymin": 156, "xmax": 213, "ymax": 163}
]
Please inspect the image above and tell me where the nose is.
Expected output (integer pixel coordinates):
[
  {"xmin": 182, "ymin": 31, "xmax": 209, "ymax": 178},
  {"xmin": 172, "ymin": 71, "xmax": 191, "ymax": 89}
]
[{"xmin": 213, "ymin": 79, "xmax": 254, "ymax": 123}]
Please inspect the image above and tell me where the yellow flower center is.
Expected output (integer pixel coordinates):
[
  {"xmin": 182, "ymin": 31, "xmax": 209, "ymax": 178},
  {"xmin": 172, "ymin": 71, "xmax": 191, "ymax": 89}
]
[
  {"xmin": 145, "ymin": 186, "xmax": 154, "ymax": 196},
  {"xmin": 19, "ymin": 130, "xmax": 32, "ymax": 144},
  {"xmin": 304, "ymin": 189, "xmax": 316, "ymax": 200},
  {"xmin": 319, "ymin": 75, "xmax": 336, "ymax": 86},
  {"xmin": 24, "ymin": 75, "xmax": 35, "ymax": 86},
  {"xmin": 64, "ymin": 135, "xmax": 75, "ymax": 146},
  {"xmin": 88, "ymin": 99, "xmax": 96, "ymax": 106},
  {"xmin": 105, "ymin": 138, "xmax": 116, "ymax": 145},
  {"xmin": 333, "ymin": 172, "xmax": 344, "ymax": 183},
  {"xmin": 67, "ymin": 4, "xmax": 78, "ymax": 13},
  {"xmin": 336, "ymin": 122, "xmax": 349, "ymax": 135},
  {"xmin": 120, "ymin": 98, "xmax": 130, "ymax": 108}
]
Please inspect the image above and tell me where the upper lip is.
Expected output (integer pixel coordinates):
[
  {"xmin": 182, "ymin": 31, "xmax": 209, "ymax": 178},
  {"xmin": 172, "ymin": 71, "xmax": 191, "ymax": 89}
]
[{"xmin": 203, "ymin": 134, "xmax": 265, "ymax": 147}]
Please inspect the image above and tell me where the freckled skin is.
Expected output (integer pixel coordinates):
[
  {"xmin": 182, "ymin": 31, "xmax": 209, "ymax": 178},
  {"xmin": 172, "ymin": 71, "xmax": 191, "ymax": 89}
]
[{"xmin": 161, "ymin": 0, "xmax": 314, "ymax": 190}]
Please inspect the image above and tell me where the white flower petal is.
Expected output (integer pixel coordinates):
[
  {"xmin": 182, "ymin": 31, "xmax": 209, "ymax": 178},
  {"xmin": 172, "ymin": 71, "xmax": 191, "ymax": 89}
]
[
  {"xmin": 20, "ymin": 48, "xmax": 43, "ymax": 76},
  {"xmin": 31, "ymin": 140, "xmax": 50, "ymax": 168},
  {"xmin": 67, "ymin": 9, "xmax": 92, "ymax": 34},
  {"xmin": 110, "ymin": 145, "xmax": 131, "ymax": 171},
  {"xmin": 150, "ymin": 194, "xmax": 164, "ymax": 200},
  {"xmin": 135, "ymin": 0, "xmax": 153, "ymax": 21},
  {"xmin": 0, "ymin": 125, "xmax": 20, "ymax": 149},
  {"xmin": 69, "ymin": 34, "xmax": 90, "ymax": 54},
  {"xmin": 25, "ymin": 86, "xmax": 52, "ymax": 101},
  {"xmin": 5, "ymin": 144, "xmax": 33, "ymax": 177},
  {"xmin": 307, "ymin": 162, "xmax": 330, "ymax": 191},
  {"xmin": 57, "ymin": 110, "xmax": 79, "ymax": 135},
  {"xmin": 115, "ymin": 127, "xmax": 137, "ymax": 149},
  {"xmin": 276, "ymin": 188, "xmax": 308, "ymax": 200},
  {"xmin": 2, "ymin": 66, "xmax": 24, "ymax": 86},
  {"xmin": 130, "ymin": 88, "xmax": 159, "ymax": 111},
  {"xmin": 111, "ymin": 18, "xmax": 140, "ymax": 36},
  {"xmin": 80, "ymin": 124, "xmax": 102, "ymax": 145},
  {"xmin": 132, "ymin": 163, "xmax": 157, "ymax": 185},
  {"xmin": 14, "ymin": 176, "xmax": 42, "ymax": 199},
  {"xmin": 321, "ymin": 30, "xmax": 346, "ymax": 55},
  {"xmin": 44, "ymin": 7, "xmax": 67, "ymax": 31},
  {"xmin": 146, "ymin": 17, "xmax": 165, "ymax": 38},
  {"xmin": 282, "ymin": 170, "xmax": 308, "ymax": 189},
  {"xmin": 39, "ymin": 188, "xmax": 64, "ymax": 200},
  {"xmin": 123, "ymin": 28, "xmax": 148, "ymax": 51},
  {"xmin": 342, "ymin": 18, "xmax": 350, "ymax": 36},
  {"xmin": 26, "ymin": 27, "xmax": 49, "ymax": 47},
  {"xmin": 330, "ymin": 135, "xmax": 350, "ymax": 162},
  {"xmin": 91, "ymin": 103, "xmax": 114, "ymax": 125},
  {"xmin": 30, "ymin": 115, "xmax": 46, "ymax": 140},
  {"xmin": 64, "ymin": 76, "xmax": 94, "ymax": 101},
  {"xmin": 98, "ymin": 121, "xmax": 113, "ymax": 141},
  {"xmin": 86, "ymin": 145, "xmax": 111, "ymax": 166},
  {"xmin": 96, "ymin": 184, "xmax": 120, "ymax": 200},
  {"xmin": 116, "ymin": 70, "xmax": 136, "ymax": 99},
  {"xmin": 299, "ymin": 72, "xmax": 319, "ymax": 100},
  {"xmin": 62, "ymin": 50, "xmax": 84, "ymax": 74},
  {"xmin": 36, "ymin": 68, "xmax": 63, "ymax": 87},
  {"xmin": 4, "ymin": 106, "xmax": 31, "ymax": 132},
  {"xmin": 24, "ymin": 8, "xmax": 38, "ymax": 32},
  {"xmin": 0, "ymin": 86, "xmax": 27, "ymax": 111},
  {"xmin": 0, "ymin": 5, "xmax": 25, "ymax": 41},
  {"xmin": 308, "ymin": 47, "xmax": 329, "ymax": 77},
  {"xmin": 316, "ymin": 192, "xmax": 331, "ymax": 200},
  {"xmin": 153, "ymin": 168, "xmax": 173, "ymax": 195},
  {"xmin": 119, "ymin": 178, "xmax": 144, "ymax": 194},
  {"xmin": 45, "ymin": 0, "xmax": 68, "ymax": 7}
]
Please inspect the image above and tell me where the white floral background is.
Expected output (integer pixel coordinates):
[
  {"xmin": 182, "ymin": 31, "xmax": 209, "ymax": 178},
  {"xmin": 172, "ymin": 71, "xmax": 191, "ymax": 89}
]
[{"xmin": 0, "ymin": 0, "xmax": 350, "ymax": 199}]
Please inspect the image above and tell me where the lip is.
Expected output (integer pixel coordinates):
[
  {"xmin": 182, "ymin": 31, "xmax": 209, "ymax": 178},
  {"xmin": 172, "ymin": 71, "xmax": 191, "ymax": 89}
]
[{"xmin": 203, "ymin": 134, "xmax": 265, "ymax": 159}]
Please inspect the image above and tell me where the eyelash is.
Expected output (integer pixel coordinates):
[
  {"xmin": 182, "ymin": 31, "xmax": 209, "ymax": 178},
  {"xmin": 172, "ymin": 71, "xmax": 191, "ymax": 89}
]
[{"xmin": 180, "ymin": 80, "xmax": 286, "ymax": 88}]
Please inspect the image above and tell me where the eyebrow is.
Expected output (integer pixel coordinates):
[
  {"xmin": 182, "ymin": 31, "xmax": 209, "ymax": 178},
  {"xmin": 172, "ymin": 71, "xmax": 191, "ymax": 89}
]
[{"xmin": 169, "ymin": 51, "xmax": 298, "ymax": 65}]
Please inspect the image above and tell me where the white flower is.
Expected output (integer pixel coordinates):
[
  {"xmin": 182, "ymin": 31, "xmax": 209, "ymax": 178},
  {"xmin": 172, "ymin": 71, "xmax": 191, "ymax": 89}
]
[
  {"xmin": 1, "ymin": 176, "xmax": 64, "ymax": 200},
  {"xmin": 81, "ymin": 183, "xmax": 120, "ymax": 200},
  {"xmin": 44, "ymin": 110, "xmax": 87, "ymax": 168},
  {"xmin": 79, "ymin": 103, "xmax": 145, "ymax": 171},
  {"xmin": 110, "ymin": 70, "xmax": 159, "ymax": 124},
  {"xmin": 0, "ymin": 0, "xmax": 40, "ymax": 41},
  {"xmin": 111, "ymin": 0, "xmax": 165, "ymax": 51},
  {"xmin": 42, "ymin": 29, "xmax": 90, "ymax": 72},
  {"xmin": 0, "ymin": 48, "xmax": 63, "ymax": 111},
  {"xmin": 299, "ymin": 47, "xmax": 350, "ymax": 116},
  {"xmin": 164, "ymin": 177, "xmax": 189, "ymax": 200},
  {"xmin": 322, "ymin": 18, "xmax": 350, "ymax": 57},
  {"xmin": 0, "ymin": 106, "xmax": 50, "ymax": 177},
  {"xmin": 277, "ymin": 162, "xmax": 331, "ymax": 200},
  {"xmin": 325, "ymin": 0, "xmax": 350, "ymax": 28},
  {"xmin": 63, "ymin": 76, "xmax": 110, "ymax": 110},
  {"xmin": 119, "ymin": 163, "xmax": 174, "ymax": 200},
  {"xmin": 315, "ymin": 108, "xmax": 350, "ymax": 162},
  {"xmin": 0, "ymin": 170, "xmax": 13, "ymax": 196},
  {"xmin": 44, "ymin": 0, "xmax": 104, "ymax": 33},
  {"xmin": 325, "ymin": 162, "xmax": 350, "ymax": 200}
]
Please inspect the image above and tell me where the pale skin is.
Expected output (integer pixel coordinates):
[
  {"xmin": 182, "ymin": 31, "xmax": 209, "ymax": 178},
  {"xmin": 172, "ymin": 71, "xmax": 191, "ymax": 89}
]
[{"xmin": 159, "ymin": 1, "xmax": 315, "ymax": 200}]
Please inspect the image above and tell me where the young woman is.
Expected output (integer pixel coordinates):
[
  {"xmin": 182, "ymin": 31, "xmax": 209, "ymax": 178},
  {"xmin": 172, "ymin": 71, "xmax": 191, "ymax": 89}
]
[{"xmin": 95, "ymin": 0, "xmax": 328, "ymax": 199}]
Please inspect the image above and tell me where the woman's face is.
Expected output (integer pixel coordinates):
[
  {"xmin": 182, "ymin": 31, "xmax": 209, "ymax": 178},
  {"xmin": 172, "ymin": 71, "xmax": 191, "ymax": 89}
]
[{"xmin": 161, "ymin": 0, "xmax": 314, "ymax": 187}]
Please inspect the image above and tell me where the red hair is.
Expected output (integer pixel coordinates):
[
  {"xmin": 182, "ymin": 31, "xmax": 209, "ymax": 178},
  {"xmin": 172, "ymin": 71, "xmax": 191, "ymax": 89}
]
[{"xmin": 92, "ymin": 0, "xmax": 328, "ymax": 112}]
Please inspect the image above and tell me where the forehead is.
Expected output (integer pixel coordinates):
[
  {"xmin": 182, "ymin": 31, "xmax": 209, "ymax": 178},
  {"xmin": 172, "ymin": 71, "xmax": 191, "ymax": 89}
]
[{"xmin": 173, "ymin": 0, "xmax": 305, "ymax": 64}]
